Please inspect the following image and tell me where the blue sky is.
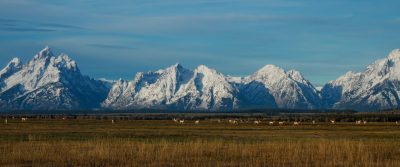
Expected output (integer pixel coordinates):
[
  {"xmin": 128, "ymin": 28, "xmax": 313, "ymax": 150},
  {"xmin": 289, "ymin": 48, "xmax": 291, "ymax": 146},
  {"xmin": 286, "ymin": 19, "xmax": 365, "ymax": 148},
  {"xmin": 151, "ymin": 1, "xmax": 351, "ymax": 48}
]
[{"xmin": 0, "ymin": 0, "xmax": 399, "ymax": 85}]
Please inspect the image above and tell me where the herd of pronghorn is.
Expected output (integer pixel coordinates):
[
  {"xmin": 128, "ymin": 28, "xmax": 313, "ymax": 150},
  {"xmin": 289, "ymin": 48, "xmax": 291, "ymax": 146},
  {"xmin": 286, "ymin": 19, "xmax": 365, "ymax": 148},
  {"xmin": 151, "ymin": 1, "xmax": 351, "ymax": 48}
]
[
  {"xmin": 2, "ymin": 117, "xmax": 400, "ymax": 126},
  {"xmin": 171, "ymin": 118, "xmax": 400, "ymax": 126}
]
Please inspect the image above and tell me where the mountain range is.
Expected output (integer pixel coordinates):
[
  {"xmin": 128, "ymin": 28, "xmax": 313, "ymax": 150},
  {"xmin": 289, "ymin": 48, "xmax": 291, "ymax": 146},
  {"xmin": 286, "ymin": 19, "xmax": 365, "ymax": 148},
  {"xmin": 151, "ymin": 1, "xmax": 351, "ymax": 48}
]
[{"xmin": 1, "ymin": 47, "xmax": 400, "ymax": 112}]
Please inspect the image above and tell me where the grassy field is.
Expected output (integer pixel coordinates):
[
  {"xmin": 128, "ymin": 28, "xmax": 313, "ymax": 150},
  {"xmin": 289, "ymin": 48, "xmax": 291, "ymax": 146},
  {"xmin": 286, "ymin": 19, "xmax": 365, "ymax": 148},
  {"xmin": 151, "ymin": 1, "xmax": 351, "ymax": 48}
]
[{"xmin": 0, "ymin": 118, "xmax": 399, "ymax": 167}]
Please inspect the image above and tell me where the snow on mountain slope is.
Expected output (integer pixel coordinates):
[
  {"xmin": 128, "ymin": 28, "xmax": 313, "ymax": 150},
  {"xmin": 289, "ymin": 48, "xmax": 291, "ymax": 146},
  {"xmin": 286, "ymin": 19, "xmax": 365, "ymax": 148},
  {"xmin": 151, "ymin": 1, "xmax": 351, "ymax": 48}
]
[
  {"xmin": 242, "ymin": 65, "xmax": 320, "ymax": 109},
  {"xmin": 103, "ymin": 64, "xmax": 192, "ymax": 109},
  {"xmin": 103, "ymin": 64, "xmax": 239, "ymax": 111},
  {"xmin": 322, "ymin": 49, "xmax": 400, "ymax": 111},
  {"xmin": 169, "ymin": 65, "xmax": 239, "ymax": 110},
  {"xmin": 0, "ymin": 47, "xmax": 109, "ymax": 111},
  {"xmin": 0, "ymin": 57, "xmax": 22, "ymax": 89}
]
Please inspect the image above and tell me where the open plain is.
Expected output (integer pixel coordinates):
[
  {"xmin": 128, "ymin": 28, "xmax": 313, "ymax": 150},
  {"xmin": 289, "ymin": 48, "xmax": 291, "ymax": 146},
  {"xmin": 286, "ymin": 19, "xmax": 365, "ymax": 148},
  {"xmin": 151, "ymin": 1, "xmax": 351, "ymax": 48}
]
[{"xmin": 0, "ymin": 114, "xmax": 400, "ymax": 167}]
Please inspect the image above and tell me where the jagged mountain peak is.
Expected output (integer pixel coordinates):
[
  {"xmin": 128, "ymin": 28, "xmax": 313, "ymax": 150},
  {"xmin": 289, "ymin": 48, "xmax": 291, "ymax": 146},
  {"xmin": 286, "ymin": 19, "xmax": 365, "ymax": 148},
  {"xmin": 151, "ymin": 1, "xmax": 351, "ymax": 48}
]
[
  {"xmin": 54, "ymin": 54, "xmax": 78, "ymax": 71},
  {"xmin": 34, "ymin": 46, "xmax": 54, "ymax": 60},
  {"xmin": 387, "ymin": 48, "xmax": 400, "ymax": 60},
  {"xmin": 0, "ymin": 47, "xmax": 109, "ymax": 110},
  {"xmin": 9, "ymin": 57, "xmax": 22, "ymax": 66},
  {"xmin": 195, "ymin": 65, "xmax": 216, "ymax": 73},
  {"xmin": 0, "ymin": 57, "xmax": 23, "ymax": 81},
  {"xmin": 166, "ymin": 63, "xmax": 182, "ymax": 70},
  {"xmin": 2, "ymin": 57, "xmax": 22, "ymax": 72},
  {"xmin": 362, "ymin": 49, "xmax": 400, "ymax": 81},
  {"xmin": 103, "ymin": 63, "xmax": 239, "ymax": 111},
  {"xmin": 244, "ymin": 64, "xmax": 320, "ymax": 109},
  {"xmin": 173, "ymin": 63, "xmax": 183, "ymax": 68},
  {"xmin": 322, "ymin": 49, "xmax": 400, "ymax": 111},
  {"xmin": 155, "ymin": 63, "xmax": 189, "ymax": 74},
  {"xmin": 194, "ymin": 65, "xmax": 229, "ymax": 84},
  {"xmin": 253, "ymin": 65, "xmax": 307, "ymax": 82},
  {"xmin": 287, "ymin": 70, "xmax": 305, "ymax": 81},
  {"xmin": 250, "ymin": 64, "xmax": 291, "ymax": 82},
  {"xmin": 256, "ymin": 64, "xmax": 284, "ymax": 74}
]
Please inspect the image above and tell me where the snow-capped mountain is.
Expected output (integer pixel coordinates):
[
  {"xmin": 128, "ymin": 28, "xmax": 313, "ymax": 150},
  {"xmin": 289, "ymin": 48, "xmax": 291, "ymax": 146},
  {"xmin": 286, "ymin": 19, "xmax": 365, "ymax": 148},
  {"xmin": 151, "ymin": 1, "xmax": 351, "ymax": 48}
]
[
  {"xmin": 0, "ymin": 47, "xmax": 109, "ymax": 111},
  {"xmin": 103, "ymin": 64, "xmax": 239, "ymax": 111},
  {"xmin": 322, "ymin": 49, "xmax": 400, "ymax": 111},
  {"xmin": 2, "ymin": 46, "xmax": 400, "ymax": 112},
  {"xmin": 240, "ymin": 65, "xmax": 320, "ymax": 109},
  {"xmin": 103, "ymin": 63, "xmax": 320, "ymax": 111}
]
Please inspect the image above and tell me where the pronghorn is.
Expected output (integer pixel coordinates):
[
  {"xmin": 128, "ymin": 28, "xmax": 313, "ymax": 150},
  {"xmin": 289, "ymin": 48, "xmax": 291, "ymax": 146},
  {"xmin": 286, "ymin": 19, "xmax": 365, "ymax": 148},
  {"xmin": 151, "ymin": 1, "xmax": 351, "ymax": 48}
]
[
  {"xmin": 254, "ymin": 120, "xmax": 260, "ymax": 125},
  {"xmin": 356, "ymin": 120, "xmax": 362, "ymax": 124},
  {"xmin": 269, "ymin": 121, "xmax": 274, "ymax": 125},
  {"xmin": 330, "ymin": 120, "xmax": 335, "ymax": 124},
  {"xmin": 173, "ymin": 118, "xmax": 178, "ymax": 123},
  {"xmin": 194, "ymin": 120, "xmax": 200, "ymax": 124},
  {"xmin": 21, "ymin": 118, "xmax": 27, "ymax": 122},
  {"xmin": 229, "ymin": 120, "xmax": 238, "ymax": 124},
  {"xmin": 293, "ymin": 121, "xmax": 300, "ymax": 126},
  {"xmin": 312, "ymin": 120, "xmax": 316, "ymax": 124},
  {"xmin": 111, "ymin": 119, "xmax": 115, "ymax": 124},
  {"xmin": 396, "ymin": 121, "xmax": 399, "ymax": 125},
  {"xmin": 363, "ymin": 120, "xmax": 367, "ymax": 124},
  {"xmin": 179, "ymin": 120, "xmax": 185, "ymax": 124},
  {"xmin": 5, "ymin": 119, "xmax": 7, "ymax": 124},
  {"xmin": 278, "ymin": 121, "xmax": 284, "ymax": 125}
]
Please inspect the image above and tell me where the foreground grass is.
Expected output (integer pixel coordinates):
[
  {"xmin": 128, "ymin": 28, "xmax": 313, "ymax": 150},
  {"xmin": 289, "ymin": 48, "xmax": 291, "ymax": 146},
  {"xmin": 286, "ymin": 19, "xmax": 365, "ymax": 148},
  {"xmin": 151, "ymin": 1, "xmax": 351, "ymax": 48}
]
[{"xmin": 0, "ymin": 119, "xmax": 399, "ymax": 166}]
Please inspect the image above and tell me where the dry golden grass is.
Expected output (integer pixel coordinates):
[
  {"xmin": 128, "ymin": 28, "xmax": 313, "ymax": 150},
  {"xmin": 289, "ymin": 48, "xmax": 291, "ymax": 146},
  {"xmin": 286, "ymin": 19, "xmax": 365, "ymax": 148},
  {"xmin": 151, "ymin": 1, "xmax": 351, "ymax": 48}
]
[
  {"xmin": 0, "ymin": 119, "xmax": 399, "ymax": 166},
  {"xmin": 1, "ymin": 139, "xmax": 399, "ymax": 167}
]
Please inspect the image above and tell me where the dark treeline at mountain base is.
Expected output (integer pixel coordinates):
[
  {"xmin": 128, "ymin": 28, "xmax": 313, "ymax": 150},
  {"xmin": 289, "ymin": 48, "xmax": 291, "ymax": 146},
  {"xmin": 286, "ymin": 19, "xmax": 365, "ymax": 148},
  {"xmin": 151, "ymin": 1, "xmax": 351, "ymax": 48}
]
[{"xmin": 2, "ymin": 109, "xmax": 400, "ymax": 122}]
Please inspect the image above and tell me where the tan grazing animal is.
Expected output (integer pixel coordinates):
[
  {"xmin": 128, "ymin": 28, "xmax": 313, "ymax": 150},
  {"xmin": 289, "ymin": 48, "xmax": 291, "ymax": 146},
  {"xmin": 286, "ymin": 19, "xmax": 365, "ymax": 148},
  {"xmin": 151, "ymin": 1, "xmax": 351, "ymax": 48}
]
[
  {"xmin": 21, "ymin": 118, "xmax": 27, "ymax": 122},
  {"xmin": 111, "ymin": 119, "xmax": 115, "ymax": 124},
  {"xmin": 229, "ymin": 120, "xmax": 238, "ymax": 124},
  {"xmin": 356, "ymin": 120, "xmax": 362, "ymax": 124},
  {"xmin": 330, "ymin": 120, "xmax": 335, "ymax": 124},
  {"xmin": 293, "ymin": 121, "xmax": 300, "ymax": 126},
  {"xmin": 363, "ymin": 120, "xmax": 367, "ymax": 124},
  {"xmin": 269, "ymin": 121, "xmax": 274, "ymax": 125},
  {"xmin": 195, "ymin": 120, "xmax": 200, "ymax": 124},
  {"xmin": 254, "ymin": 120, "xmax": 260, "ymax": 125},
  {"xmin": 278, "ymin": 121, "xmax": 284, "ymax": 125},
  {"xmin": 312, "ymin": 120, "xmax": 316, "ymax": 124},
  {"xmin": 396, "ymin": 121, "xmax": 399, "ymax": 125},
  {"xmin": 5, "ymin": 119, "xmax": 7, "ymax": 124},
  {"xmin": 179, "ymin": 120, "xmax": 185, "ymax": 124}
]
